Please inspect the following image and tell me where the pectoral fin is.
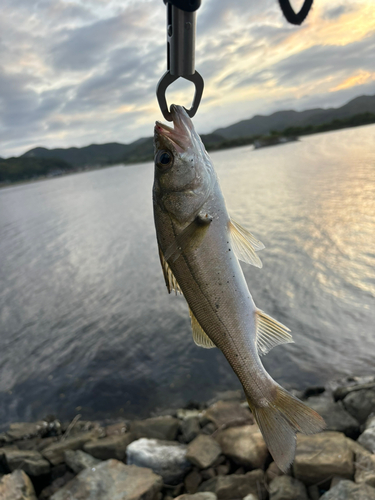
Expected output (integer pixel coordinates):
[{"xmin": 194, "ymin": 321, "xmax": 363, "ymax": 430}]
[
  {"xmin": 158, "ymin": 246, "xmax": 183, "ymax": 295},
  {"xmin": 229, "ymin": 218, "xmax": 264, "ymax": 268},
  {"xmin": 255, "ymin": 309, "xmax": 294, "ymax": 356},
  {"xmin": 189, "ymin": 308, "xmax": 216, "ymax": 348},
  {"xmin": 164, "ymin": 214, "xmax": 212, "ymax": 263}
]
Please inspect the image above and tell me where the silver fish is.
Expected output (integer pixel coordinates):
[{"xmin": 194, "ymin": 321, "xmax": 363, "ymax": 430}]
[{"xmin": 153, "ymin": 105, "xmax": 325, "ymax": 471}]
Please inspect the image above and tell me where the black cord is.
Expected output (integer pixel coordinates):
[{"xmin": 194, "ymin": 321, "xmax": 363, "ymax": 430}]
[{"xmin": 278, "ymin": 0, "xmax": 314, "ymax": 25}]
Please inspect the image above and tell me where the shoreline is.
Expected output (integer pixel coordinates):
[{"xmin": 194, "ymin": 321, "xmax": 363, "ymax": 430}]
[{"xmin": 1, "ymin": 374, "xmax": 375, "ymax": 500}]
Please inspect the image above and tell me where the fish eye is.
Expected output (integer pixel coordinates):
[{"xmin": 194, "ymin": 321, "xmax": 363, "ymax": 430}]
[{"xmin": 155, "ymin": 150, "xmax": 173, "ymax": 171}]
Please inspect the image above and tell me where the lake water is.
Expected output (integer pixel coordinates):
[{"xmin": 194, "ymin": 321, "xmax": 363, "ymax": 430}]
[{"xmin": 0, "ymin": 125, "xmax": 374, "ymax": 428}]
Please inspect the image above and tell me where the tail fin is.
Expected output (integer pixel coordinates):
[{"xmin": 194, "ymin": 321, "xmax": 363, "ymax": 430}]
[{"xmin": 247, "ymin": 384, "xmax": 326, "ymax": 472}]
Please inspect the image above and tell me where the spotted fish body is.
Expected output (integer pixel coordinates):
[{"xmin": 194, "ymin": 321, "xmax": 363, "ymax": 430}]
[{"xmin": 153, "ymin": 105, "xmax": 325, "ymax": 471}]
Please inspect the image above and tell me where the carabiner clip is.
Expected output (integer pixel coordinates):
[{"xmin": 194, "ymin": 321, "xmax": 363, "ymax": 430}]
[{"xmin": 157, "ymin": 1, "xmax": 204, "ymax": 121}]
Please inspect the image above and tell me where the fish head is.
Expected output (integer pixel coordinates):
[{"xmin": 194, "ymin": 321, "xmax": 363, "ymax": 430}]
[{"xmin": 153, "ymin": 104, "xmax": 215, "ymax": 223}]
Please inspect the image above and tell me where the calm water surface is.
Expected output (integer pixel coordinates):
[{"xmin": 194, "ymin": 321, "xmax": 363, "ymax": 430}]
[{"xmin": 0, "ymin": 125, "xmax": 374, "ymax": 427}]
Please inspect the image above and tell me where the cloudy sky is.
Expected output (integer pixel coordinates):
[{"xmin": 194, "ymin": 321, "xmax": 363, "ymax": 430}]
[{"xmin": 1, "ymin": 0, "xmax": 374, "ymax": 158}]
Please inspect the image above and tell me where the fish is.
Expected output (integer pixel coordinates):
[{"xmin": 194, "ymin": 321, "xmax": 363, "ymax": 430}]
[{"xmin": 152, "ymin": 104, "xmax": 325, "ymax": 471}]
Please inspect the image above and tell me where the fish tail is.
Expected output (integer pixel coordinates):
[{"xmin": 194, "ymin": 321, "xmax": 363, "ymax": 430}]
[{"xmin": 247, "ymin": 384, "xmax": 325, "ymax": 472}]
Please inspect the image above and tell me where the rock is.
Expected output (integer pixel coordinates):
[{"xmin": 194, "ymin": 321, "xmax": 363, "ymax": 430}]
[
  {"xmin": 201, "ymin": 468, "xmax": 216, "ymax": 480},
  {"xmin": 358, "ymin": 428, "xmax": 375, "ymax": 453},
  {"xmin": 207, "ymin": 390, "xmax": 244, "ymax": 405},
  {"xmin": 50, "ymin": 459, "xmax": 163, "ymax": 500},
  {"xmin": 320, "ymin": 479, "xmax": 375, "ymax": 499},
  {"xmin": 129, "ymin": 417, "xmax": 180, "ymax": 441},
  {"xmin": 126, "ymin": 438, "xmax": 190, "ymax": 485},
  {"xmin": 215, "ymin": 462, "xmax": 230, "ymax": 476},
  {"xmin": 176, "ymin": 494, "xmax": 217, "ymax": 500},
  {"xmin": 64, "ymin": 450, "xmax": 101, "ymax": 473},
  {"xmin": 186, "ymin": 435, "xmax": 222, "ymax": 469},
  {"xmin": 198, "ymin": 470, "xmax": 266, "ymax": 499},
  {"xmin": 5, "ymin": 422, "xmax": 48, "ymax": 441},
  {"xmin": 39, "ymin": 472, "xmax": 75, "ymax": 500},
  {"xmin": 0, "ymin": 448, "xmax": 50, "ymax": 476},
  {"xmin": 203, "ymin": 401, "xmax": 252, "ymax": 428},
  {"xmin": 83, "ymin": 433, "xmax": 135, "ymax": 460},
  {"xmin": 343, "ymin": 388, "xmax": 375, "ymax": 424},
  {"xmin": 293, "ymin": 432, "xmax": 354, "ymax": 486},
  {"xmin": 42, "ymin": 432, "xmax": 99, "ymax": 465},
  {"xmin": 266, "ymin": 462, "xmax": 285, "ymax": 482},
  {"xmin": 177, "ymin": 409, "xmax": 202, "ymax": 420},
  {"xmin": 0, "ymin": 470, "xmax": 37, "ymax": 500},
  {"xmin": 307, "ymin": 396, "xmax": 360, "ymax": 438},
  {"xmin": 346, "ymin": 437, "xmax": 372, "ymax": 457},
  {"xmin": 334, "ymin": 381, "xmax": 375, "ymax": 401},
  {"xmin": 184, "ymin": 469, "xmax": 203, "ymax": 494},
  {"xmin": 181, "ymin": 417, "xmax": 201, "ymax": 443},
  {"xmin": 105, "ymin": 422, "xmax": 128, "ymax": 436},
  {"xmin": 269, "ymin": 475, "xmax": 308, "ymax": 500},
  {"xmin": 200, "ymin": 423, "xmax": 216, "ymax": 436},
  {"xmin": 355, "ymin": 453, "xmax": 375, "ymax": 487},
  {"xmin": 214, "ymin": 425, "xmax": 268, "ymax": 469},
  {"xmin": 365, "ymin": 415, "xmax": 375, "ymax": 429},
  {"xmin": 243, "ymin": 495, "xmax": 258, "ymax": 500}
]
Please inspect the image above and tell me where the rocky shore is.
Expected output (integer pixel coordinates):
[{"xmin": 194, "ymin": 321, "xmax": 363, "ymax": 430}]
[{"xmin": 1, "ymin": 375, "xmax": 375, "ymax": 500}]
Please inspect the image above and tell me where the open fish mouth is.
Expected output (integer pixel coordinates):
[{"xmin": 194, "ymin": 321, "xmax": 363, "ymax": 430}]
[{"xmin": 155, "ymin": 104, "xmax": 193, "ymax": 153}]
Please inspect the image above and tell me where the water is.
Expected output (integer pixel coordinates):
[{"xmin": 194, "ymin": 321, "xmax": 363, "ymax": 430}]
[{"xmin": 0, "ymin": 125, "xmax": 374, "ymax": 427}]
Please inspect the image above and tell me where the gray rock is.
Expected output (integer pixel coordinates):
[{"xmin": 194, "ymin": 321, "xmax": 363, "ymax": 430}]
[
  {"xmin": 184, "ymin": 469, "xmax": 203, "ymax": 494},
  {"xmin": 269, "ymin": 475, "xmax": 308, "ymax": 500},
  {"xmin": 243, "ymin": 495, "xmax": 258, "ymax": 500},
  {"xmin": 64, "ymin": 450, "xmax": 101, "ymax": 473},
  {"xmin": 355, "ymin": 453, "xmax": 375, "ymax": 487},
  {"xmin": 50, "ymin": 459, "xmax": 163, "ymax": 500},
  {"xmin": 104, "ymin": 421, "xmax": 128, "ymax": 436},
  {"xmin": 334, "ymin": 381, "xmax": 375, "ymax": 401},
  {"xmin": 42, "ymin": 432, "xmax": 99, "ymax": 465},
  {"xmin": 186, "ymin": 435, "xmax": 222, "ymax": 469},
  {"xmin": 39, "ymin": 472, "xmax": 75, "ymax": 500},
  {"xmin": 177, "ymin": 409, "xmax": 202, "ymax": 420},
  {"xmin": 214, "ymin": 425, "xmax": 268, "ymax": 469},
  {"xmin": 198, "ymin": 470, "xmax": 266, "ymax": 499},
  {"xmin": 176, "ymin": 494, "xmax": 216, "ymax": 500},
  {"xmin": 181, "ymin": 417, "xmax": 201, "ymax": 443},
  {"xmin": 320, "ymin": 479, "xmax": 375, "ymax": 499},
  {"xmin": 358, "ymin": 428, "xmax": 375, "ymax": 453},
  {"xmin": 207, "ymin": 390, "xmax": 244, "ymax": 405},
  {"xmin": 307, "ymin": 396, "xmax": 359, "ymax": 437},
  {"xmin": 293, "ymin": 432, "xmax": 354, "ymax": 486},
  {"xmin": 343, "ymin": 389, "xmax": 375, "ymax": 424},
  {"xmin": 129, "ymin": 416, "xmax": 180, "ymax": 441},
  {"xmin": 6, "ymin": 422, "xmax": 48, "ymax": 441},
  {"xmin": 266, "ymin": 462, "xmax": 285, "ymax": 482},
  {"xmin": 203, "ymin": 401, "xmax": 252, "ymax": 428},
  {"xmin": 126, "ymin": 438, "xmax": 191, "ymax": 485},
  {"xmin": 346, "ymin": 437, "xmax": 373, "ymax": 458},
  {"xmin": 0, "ymin": 448, "xmax": 50, "ymax": 476},
  {"xmin": 83, "ymin": 433, "xmax": 135, "ymax": 460},
  {"xmin": 0, "ymin": 470, "xmax": 37, "ymax": 500}
]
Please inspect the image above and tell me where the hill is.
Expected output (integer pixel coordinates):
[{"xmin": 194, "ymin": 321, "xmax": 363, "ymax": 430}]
[
  {"xmin": 0, "ymin": 157, "xmax": 74, "ymax": 184},
  {"xmin": 213, "ymin": 95, "xmax": 375, "ymax": 138}
]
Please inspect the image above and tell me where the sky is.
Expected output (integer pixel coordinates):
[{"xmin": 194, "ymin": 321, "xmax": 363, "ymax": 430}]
[{"xmin": 0, "ymin": 0, "xmax": 374, "ymax": 158}]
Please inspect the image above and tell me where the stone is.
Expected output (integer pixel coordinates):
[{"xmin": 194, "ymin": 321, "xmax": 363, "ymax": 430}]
[
  {"xmin": 334, "ymin": 381, "xmax": 375, "ymax": 401},
  {"xmin": 266, "ymin": 462, "xmax": 285, "ymax": 482},
  {"xmin": 269, "ymin": 475, "xmax": 308, "ymax": 500},
  {"xmin": 105, "ymin": 421, "xmax": 128, "ymax": 436},
  {"xmin": 184, "ymin": 469, "xmax": 203, "ymax": 494},
  {"xmin": 320, "ymin": 479, "xmax": 375, "ymax": 499},
  {"xmin": 201, "ymin": 468, "xmax": 215, "ymax": 480},
  {"xmin": 366, "ymin": 415, "xmax": 375, "ymax": 429},
  {"xmin": 355, "ymin": 453, "xmax": 375, "ymax": 487},
  {"xmin": 5, "ymin": 422, "xmax": 48, "ymax": 441},
  {"xmin": 293, "ymin": 432, "xmax": 354, "ymax": 486},
  {"xmin": 215, "ymin": 462, "xmax": 230, "ymax": 476},
  {"xmin": 0, "ymin": 448, "xmax": 50, "ymax": 476},
  {"xmin": 346, "ymin": 437, "xmax": 372, "ymax": 457},
  {"xmin": 64, "ymin": 450, "xmax": 101, "ymax": 474},
  {"xmin": 129, "ymin": 416, "xmax": 180, "ymax": 441},
  {"xmin": 307, "ymin": 396, "xmax": 360, "ymax": 438},
  {"xmin": 83, "ymin": 433, "xmax": 135, "ymax": 460},
  {"xmin": 207, "ymin": 390, "xmax": 243, "ymax": 405},
  {"xmin": 42, "ymin": 432, "xmax": 99, "ymax": 465},
  {"xmin": 176, "ymin": 494, "xmax": 217, "ymax": 500},
  {"xmin": 243, "ymin": 495, "xmax": 257, "ymax": 500},
  {"xmin": 50, "ymin": 459, "xmax": 163, "ymax": 500},
  {"xmin": 186, "ymin": 435, "xmax": 222, "ymax": 469},
  {"xmin": 126, "ymin": 438, "xmax": 191, "ymax": 485},
  {"xmin": 203, "ymin": 401, "xmax": 252, "ymax": 429},
  {"xmin": 177, "ymin": 409, "xmax": 202, "ymax": 420},
  {"xmin": 0, "ymin": 470, "xmax": 37, "ymax": 500},
  {"xmin": 214, "ymin": 425, "xmax": 268, "ymax": 469},
  {"xmin": 343, "ymin": 388, "xmax": 375, "ymax": 424},
  {"xmin": 200, "ymin": 423, "xmax": 216, "ymax": 435},
  {"xmin": 181, "ymin": 417, "xmax": 201, "ymax": 443},
  {"xmin": 198, "ymin": 470, "xmax": 266, "ymax": 499},
  {"xmin": 358, "ymin": 428, "xmax": 375, "ymax": 453},
  {"xmin": 39, "ymin": 472, "xmax": 75, "ymax": 500}
]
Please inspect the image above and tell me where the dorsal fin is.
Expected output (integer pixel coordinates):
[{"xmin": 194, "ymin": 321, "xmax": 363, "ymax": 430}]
[
  {"xmin": 229, "ymin": 218, "xmax": 265, "ymax": 268},
  {"xmin": 158, "ymin": 246, "xmax": 183, "ymax": 295},
  {"xmin": 255, "ymin": 309, "xmax": 293, "ymax": 356},
  {"xmin": 189, "ymin": 308, "xmax": 216, "ymax": 348}
]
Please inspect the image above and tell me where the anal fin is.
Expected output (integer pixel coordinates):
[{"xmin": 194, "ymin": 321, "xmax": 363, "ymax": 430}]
[
  {"xmin": 189, "ymin": 308, "xmax": 216, "ymax": 349},
  {"xmin": 255, "ymin": 309, "xmax": 293, "ymax": 356}
]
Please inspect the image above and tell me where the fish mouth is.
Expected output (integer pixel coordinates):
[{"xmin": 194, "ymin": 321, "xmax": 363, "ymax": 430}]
[{"xmin": 154, "ymin": 104, "xmax": 193, "ymax": 153}]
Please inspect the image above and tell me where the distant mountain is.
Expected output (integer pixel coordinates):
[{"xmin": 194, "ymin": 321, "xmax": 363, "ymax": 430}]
[{"xmin": 213, "ymin": 95, "xmax": 375, "ymax": 139}]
